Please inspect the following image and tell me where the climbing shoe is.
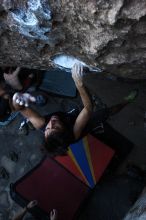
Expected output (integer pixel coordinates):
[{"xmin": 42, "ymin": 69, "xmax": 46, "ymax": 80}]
[{"xmin": 124, "ymin": 89, "xmax": 138, "ymax": 103}]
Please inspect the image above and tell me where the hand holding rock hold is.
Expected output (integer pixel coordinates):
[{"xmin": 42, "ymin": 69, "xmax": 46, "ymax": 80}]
[{"xmin": 71, "ymin": 63, "xmax": 84, "ymax": 87}]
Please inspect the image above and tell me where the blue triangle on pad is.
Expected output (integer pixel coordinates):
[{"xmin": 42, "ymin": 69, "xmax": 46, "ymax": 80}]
[{"xmin": 70, "ymin": 139, "xmax": 95, "ymax": 188}]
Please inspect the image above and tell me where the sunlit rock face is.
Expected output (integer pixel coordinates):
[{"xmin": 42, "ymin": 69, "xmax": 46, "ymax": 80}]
[{"xmin": 0, "ymin": 0, "xmax": 146, "ymax": 79}]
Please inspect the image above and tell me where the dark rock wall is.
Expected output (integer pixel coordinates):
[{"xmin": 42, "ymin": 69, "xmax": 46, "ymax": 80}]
[{"xmin": 0, "ymin": 0, "xmax": 146, "ymax": 79}]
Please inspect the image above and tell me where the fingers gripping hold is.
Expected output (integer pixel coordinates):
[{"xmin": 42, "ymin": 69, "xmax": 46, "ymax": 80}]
[
  {"xmin": 72, "ymin": 63, "xmax": 84, "ymax": 80},
  {"xmin": 71, "ymin": 63, "xmax": 85, "ymax": 87}
]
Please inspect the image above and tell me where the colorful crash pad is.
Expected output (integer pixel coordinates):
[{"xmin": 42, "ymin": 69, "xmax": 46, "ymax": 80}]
[
  {"xmin": 11, "ymin": 157, "xmax": 90, "ymax": 220},
  {"xmin": 55, "ymin": 134, "xmax": 115, "ymax": 188},
  {"xmin": 10, "ymin": 135, "xmax": 115, "ymax": 220}
]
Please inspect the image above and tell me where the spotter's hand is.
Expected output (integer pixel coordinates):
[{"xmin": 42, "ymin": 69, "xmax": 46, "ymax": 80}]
[
  {"xmin": 13, "ymin": 92, "xmax": 36, "ymax": 108},
  {"xmin": 27, "ymin": 200, "xmax": 38, "ymax": 209},
  {"xmin": 50, "ymin": 209, "xmax": 58, "ymax": 220}
]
